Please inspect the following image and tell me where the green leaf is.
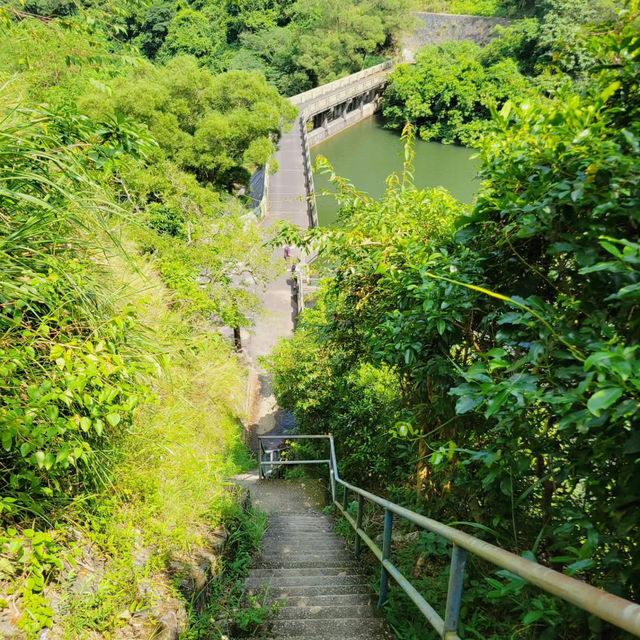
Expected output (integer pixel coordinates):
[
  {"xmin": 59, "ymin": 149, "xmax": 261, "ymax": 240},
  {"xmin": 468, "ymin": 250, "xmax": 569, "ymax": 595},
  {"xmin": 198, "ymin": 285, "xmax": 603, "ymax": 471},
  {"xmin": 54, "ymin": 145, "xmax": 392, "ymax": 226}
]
[
  {"xmin": 485, "ymin": 389, "xmax": 510, "ymax": 418},
  {"xmin": 80, "ymin": 416, "xmax": 91, "ymax": 432},
  {"xmin": 456, "ymin": 395, "xmax": 481, "ymax": 414},
  {"xmin": 523, "ymin": 610, "xmax": 544, "ymax": 625},
  {"xmin": 586, "ymin": 387, "xmax": 622, "ymax": 416},
  {"xmin": 566, "ymin": 558, "xmax": 595, "ymax": 576},
  {"xmin": 1, "ymin": 431, "xmax": 11, "ymax": 452},
  {"xmin": 34, "ymin": 451, "xmax": 45, "ymax": 469},
  {"xmin": 106, "ymin": 413, "xmax": 121, "ymax": 427}
]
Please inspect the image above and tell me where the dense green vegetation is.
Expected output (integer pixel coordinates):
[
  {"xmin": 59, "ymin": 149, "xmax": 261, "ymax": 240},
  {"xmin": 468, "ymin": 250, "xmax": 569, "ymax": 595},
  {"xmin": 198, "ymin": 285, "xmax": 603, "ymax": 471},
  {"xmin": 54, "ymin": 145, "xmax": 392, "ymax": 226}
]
[
  {"xmin": 384, "ymin": 0, "xmax": 624, "ymax": 144},
  {"xmin": 2, "ymin": 0, "xmax": 639, "ymax": 636},
  {"xmin": 6, "ymin": 0, "xmax": 412, "ymax": 96},
  {"xmin": 0, "ymin": 0, "xmax": 308, "ymax": 635},
  {"xmin": 270, "ymin": 4, "xmax": 640, "ymax": 638},
  {"xmin": 2, "ymin": 0, "xmax": 404, "ymax": 627},
  {"xmin": 419, "ymin": 0, "xmax": 515, "ymax": 17}
]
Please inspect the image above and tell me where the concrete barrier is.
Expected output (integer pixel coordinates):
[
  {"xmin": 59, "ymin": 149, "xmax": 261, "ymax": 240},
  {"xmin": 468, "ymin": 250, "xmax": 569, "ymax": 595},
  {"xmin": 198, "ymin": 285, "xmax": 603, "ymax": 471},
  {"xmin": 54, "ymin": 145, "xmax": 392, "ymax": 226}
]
[{"xmin": 404, "ymin": 12, "xmax": 510, "ymax": 58}]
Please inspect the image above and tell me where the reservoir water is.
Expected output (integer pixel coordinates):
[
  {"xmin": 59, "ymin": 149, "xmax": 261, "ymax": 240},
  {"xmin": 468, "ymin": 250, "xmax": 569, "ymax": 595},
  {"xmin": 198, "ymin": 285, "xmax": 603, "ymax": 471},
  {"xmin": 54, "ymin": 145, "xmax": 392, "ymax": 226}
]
[{"xmin": 311, "ymin": 116, "xmax": 478, "ymax": 226}]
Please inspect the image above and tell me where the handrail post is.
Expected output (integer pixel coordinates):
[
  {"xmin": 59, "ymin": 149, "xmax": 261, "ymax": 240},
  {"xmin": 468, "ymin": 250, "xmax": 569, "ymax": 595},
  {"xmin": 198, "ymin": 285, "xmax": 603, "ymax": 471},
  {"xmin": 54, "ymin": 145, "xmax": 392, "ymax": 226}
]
[
  {"xmin": 342, "ymin": 485, "xmax": 348, "ymax": 511},
  {"xmin": 443, "ymin": 544, "xmax": 467, "ymax": 639},
  {"xmin": 258, "ymin": 439, "xmax": 264, "ymax": 480},
  {"xmin": 354, "ymin": 494, "xmax": 364, "ymax": 558},
  {"xmin": 378, "ymin": 509, "xmax": 393, "ymax": 607}
]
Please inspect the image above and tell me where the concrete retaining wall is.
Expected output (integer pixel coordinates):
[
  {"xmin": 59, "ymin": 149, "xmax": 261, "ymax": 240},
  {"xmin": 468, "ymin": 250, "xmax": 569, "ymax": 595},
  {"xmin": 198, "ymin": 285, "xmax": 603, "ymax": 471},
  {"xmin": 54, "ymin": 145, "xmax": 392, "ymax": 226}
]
[
  {"xmin": 249, "ymin": 163, "xmax": 269, "ymax": 219},
  {"xmin": 404, "ymin": 12, "xmax": 510, "ymax": 58}
]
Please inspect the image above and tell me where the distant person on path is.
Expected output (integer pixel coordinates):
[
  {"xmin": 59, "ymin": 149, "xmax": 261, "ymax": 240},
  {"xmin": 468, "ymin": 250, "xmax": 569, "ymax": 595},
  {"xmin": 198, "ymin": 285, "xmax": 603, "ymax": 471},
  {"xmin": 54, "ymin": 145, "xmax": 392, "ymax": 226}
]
[{"xmin": 284, "ymin": 245, "xmax": 292, "ymax": 262}]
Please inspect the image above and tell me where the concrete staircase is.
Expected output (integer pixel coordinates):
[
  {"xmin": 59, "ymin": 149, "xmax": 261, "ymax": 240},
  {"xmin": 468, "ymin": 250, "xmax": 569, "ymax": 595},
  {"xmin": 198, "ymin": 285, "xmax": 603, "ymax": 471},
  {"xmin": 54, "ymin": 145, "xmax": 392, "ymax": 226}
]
[{"xmin": 245, "ymin": 510, "xmax": 391, "ymax": 639}]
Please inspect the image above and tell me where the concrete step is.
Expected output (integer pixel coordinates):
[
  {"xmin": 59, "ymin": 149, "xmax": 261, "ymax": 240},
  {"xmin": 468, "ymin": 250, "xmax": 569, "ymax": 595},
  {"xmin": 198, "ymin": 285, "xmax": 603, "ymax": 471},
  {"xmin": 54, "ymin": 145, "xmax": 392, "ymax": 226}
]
[
  {"xmin": 261, "ymin": 543, "xmax": 348, "ymax": 553},
  {"xmin": 246, "ymin": 575, "xmax": 368, "ymax": 588},
  {"xmin": 249, "ymin": 567, "xmax": 363, "ymax": 578},
  {"xmin": 269, "ymin": 616, "xmax": 386, "ymax": 636},
  {"xmin": 268, "ymin": 515, "xmax": 331, "ymax": 520},
  {"xmin": 266, "ymin": 593, "xmax": 377, "ymax": 608},
  {"xmin": 260, "ymin": 548, "xmax": 352, "ymax": 556},
  {"xmin": 252, "ymin": 636, "xmax": 389, "ymax": 640},
  {"xmin": 259, "ymin": 554, "xmax": 355, "ymax": 564},
  {"xmin": 246, "ymin": 584, "xmax": 373, "ymax": 598},
  {"xmin": 263, "ymin": 530, "xmax": 341, "ymax": 538},
  {"xmin": 275, "ymin": 604, "xmax": 382, "ymax": 620},
  {"xmin": 267, "ymin": 520, "xmax": 333, "ymax": 526},
  {"xmin": 256, "ymin": 559, "xmax": 359, "ymax": 569},
  {"xmin": 267, "ymin": 524, "xmax": 333, "ymax": 529},
  {"xmin": 265, "ymin": 526, "xmax": 335, "ymax": 533},
  {"xmin": 263, "ymin": 532, "xmax": 337, "ymax": 540}
]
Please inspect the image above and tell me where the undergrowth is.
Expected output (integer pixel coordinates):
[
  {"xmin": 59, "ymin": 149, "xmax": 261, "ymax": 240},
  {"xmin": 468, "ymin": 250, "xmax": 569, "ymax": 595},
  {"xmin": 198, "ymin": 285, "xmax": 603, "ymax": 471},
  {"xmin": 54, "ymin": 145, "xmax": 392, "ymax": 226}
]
[
  {"xmin": 0, "ymin": 243, "xmax": 258, "ymax": 637},
  {"xmin": 184, "ymin": 504, "xmax": 275, "ymax": 639}
]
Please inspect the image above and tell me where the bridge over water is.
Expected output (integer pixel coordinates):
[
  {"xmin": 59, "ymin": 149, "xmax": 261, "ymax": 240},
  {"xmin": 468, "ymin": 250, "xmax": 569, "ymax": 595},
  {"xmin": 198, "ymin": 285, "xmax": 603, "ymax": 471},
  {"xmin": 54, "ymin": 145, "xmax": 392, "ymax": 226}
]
[
  {"xmin": 243, "ymin": 62, "xmax": 393, "ymax": 447},
  {"xmin": 245, "ymin": 61, "xmax": 394, "ymax": 362}
]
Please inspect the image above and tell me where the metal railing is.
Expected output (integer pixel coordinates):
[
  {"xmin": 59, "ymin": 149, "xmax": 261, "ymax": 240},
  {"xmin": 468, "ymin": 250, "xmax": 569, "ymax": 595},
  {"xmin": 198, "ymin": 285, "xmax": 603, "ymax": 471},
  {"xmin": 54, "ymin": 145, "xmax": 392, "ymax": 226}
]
[{"xmin": 258, "ymin": 434, "xmax": 640, "ymax": 638}]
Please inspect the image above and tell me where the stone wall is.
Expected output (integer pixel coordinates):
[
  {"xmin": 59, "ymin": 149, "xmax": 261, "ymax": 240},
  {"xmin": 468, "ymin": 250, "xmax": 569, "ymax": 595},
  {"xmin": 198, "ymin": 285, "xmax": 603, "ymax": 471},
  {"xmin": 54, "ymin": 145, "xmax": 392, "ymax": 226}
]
[{"xmin": 403, "ymin": 12, "xmax": 510, "ymax": 59}]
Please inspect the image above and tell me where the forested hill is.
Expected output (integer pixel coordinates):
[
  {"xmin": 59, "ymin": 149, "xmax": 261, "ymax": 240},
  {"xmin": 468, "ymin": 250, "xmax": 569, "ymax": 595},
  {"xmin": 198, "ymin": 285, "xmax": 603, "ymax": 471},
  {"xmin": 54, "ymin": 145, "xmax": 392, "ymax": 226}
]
[{"xmin": 3, "ymin": 0, "xmax": 410, "ymax": 95}]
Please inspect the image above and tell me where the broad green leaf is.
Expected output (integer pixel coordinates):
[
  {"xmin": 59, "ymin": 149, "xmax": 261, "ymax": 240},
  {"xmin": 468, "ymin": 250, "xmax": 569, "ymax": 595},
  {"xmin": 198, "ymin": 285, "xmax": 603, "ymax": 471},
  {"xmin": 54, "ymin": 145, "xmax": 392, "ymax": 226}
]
[
  {"xmin": 106, "ymin": 413, "xmax": 121, "ymax": 427},
  {"xmin": 34, "ymin": 451, "xmax": 45, "ymax": 469},
  {"xmin": 587, "ymin": 387, "xmax": 622, "ymax": 416}
]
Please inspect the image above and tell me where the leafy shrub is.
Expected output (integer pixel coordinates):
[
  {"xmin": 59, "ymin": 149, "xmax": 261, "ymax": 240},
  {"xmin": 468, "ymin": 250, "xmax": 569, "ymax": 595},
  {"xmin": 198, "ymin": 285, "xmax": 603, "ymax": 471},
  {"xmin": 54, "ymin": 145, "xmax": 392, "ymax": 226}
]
[
  {"xmin": 0, "ymin": 106, "xmax": 153, "ymax": 515},
  {"xmin": 146, "ymin": 203, "xmax": 186, "ymax": 237},
  {"xmin": 382, "ymin": 41, "xmax": 535, "ymax": 145},
  {"xmin": 270, "ymin": 9, "xmax": 640, "ymax": 636}
]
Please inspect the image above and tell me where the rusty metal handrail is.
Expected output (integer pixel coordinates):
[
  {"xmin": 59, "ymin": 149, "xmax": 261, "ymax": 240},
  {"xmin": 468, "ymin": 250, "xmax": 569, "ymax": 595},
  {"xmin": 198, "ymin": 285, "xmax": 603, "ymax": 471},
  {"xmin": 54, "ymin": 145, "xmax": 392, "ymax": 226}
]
[{"xmin": 257, "ymin": 434, "xmax": 640, "ymax": 638}]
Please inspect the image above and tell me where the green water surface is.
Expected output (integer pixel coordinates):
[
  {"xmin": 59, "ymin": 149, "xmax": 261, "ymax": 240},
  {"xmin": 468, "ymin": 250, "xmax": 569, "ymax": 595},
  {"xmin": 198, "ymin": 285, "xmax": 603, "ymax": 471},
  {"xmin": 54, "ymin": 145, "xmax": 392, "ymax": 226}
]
[{"xmin": 311, "ymin": 116, "xmax": 479, "ymax": 226}]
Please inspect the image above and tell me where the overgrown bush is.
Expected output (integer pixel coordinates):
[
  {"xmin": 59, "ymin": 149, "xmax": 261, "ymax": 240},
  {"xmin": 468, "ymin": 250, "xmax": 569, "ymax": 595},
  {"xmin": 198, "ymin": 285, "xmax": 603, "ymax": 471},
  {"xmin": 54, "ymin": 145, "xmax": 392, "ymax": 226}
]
[
  {"xmin": 270, "ymin": 9, "xmax": 640, "ymax": 637},
  {"xmin": 382, "ymin": 41, "xmax": 535, "ymax": 145}
]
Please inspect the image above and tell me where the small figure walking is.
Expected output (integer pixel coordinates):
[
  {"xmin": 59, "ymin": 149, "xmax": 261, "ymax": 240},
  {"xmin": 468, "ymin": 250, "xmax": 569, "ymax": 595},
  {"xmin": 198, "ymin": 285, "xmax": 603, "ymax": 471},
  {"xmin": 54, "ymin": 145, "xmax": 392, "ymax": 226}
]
[{"xmin": 283, "ymin": 244, "xmax": 292, "ymax": 262}]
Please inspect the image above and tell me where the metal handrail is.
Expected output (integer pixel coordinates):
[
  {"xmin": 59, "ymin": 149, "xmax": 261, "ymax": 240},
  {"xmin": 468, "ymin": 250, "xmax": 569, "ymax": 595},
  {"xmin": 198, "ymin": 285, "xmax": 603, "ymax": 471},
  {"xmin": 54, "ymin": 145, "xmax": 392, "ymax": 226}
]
[{"xmin": 258, "ymin": 434, "xmax": 640, "ymax": 638}]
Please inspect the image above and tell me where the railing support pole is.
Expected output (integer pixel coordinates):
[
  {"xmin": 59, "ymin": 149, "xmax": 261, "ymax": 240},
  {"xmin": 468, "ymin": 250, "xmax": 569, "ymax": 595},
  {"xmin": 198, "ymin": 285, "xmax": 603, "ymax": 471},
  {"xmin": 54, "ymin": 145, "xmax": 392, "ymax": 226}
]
[
  {"xmin": 443, "ymin": 544, "xmax": 467, "ymax": 638},
  {"xmin": 354, "ymin": 494, "xmax": 364, "ymax": 558},
  {"xmin": 342, "ymin": 485, "xmax": 348, "ymax": 511},
  {"xmin": 258, "ymin": 440, "xmax": 264, "ymax": 480},
  {"xmin": 378, "ymin": 509, "xmax": 393, "ymax": 607}
]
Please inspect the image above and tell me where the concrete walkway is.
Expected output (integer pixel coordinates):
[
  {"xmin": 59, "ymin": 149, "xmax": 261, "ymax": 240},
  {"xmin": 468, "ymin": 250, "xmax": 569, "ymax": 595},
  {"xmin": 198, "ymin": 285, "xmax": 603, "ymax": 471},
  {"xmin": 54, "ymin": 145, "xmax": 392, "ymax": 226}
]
[{"xmin": 243, "ymin": 115, "xmax": 310, "ymax": 446}]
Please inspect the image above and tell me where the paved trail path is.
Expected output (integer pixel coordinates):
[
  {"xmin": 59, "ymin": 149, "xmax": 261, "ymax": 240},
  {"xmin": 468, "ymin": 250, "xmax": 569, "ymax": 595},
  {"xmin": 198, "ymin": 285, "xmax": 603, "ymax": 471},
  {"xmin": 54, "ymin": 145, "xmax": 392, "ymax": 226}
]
[{"xmin": 243, "ymin": 115, "xmax": 310, "ymax": 447}]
